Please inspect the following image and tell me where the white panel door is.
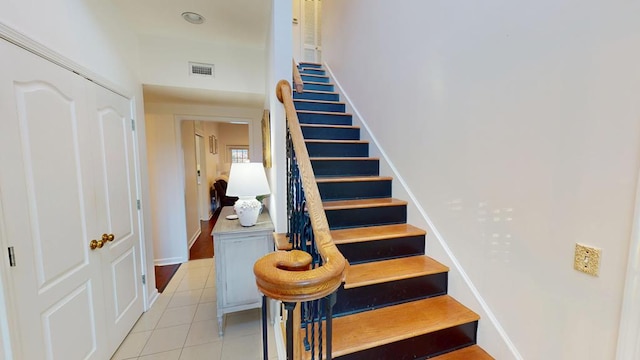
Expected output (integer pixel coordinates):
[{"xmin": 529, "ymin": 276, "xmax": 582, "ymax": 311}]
[
  {"xmin": 91, "ymin": 86, "xmax": 144, "ymax": 354},
  {"xmin": 0, "ymin": 41, "xmax": 108, "ymax": 359},
  {"xmin": 293, "ymin": 0, "xmax": 303, "ymax": 61},
  {"xmin": 303, "ymin": 0, "xmax": 322, "ymax": 62}
]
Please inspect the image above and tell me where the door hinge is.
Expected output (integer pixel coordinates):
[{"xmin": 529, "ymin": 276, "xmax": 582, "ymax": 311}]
[
  {"xmin": 137, "ymin": 199, "xmax": 141, "ymax": 210},
  {"xmin": 141, "ymin": 274, "xmax": 146, "ymax": 285},
  {"xmin": 7, "ymin": 247, "xmax": 15, "ymax": 267},
  {"xmin": 131, "ymin": 119, "xmax": 136, "ymax": 131}
]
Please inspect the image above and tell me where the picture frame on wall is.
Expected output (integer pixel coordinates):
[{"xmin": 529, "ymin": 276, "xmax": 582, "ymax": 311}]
[
  {"xmin": 209, "ymin": 135, "xmax": 218, "ymax": 154},
  {"xmin": 262, "ymin": 110, "xmax": 272, "ymax": 168}
]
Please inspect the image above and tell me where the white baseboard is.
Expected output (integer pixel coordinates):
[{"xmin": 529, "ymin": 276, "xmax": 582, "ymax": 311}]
[
  {"xmin": 188, "ymin": 229, "xmax": 202, "ymax": 249},
  {"xmin": 154, "ymin": 256, "xmax": 187, "ymax": 266},
  {"xmin": 146, "ymin": 289, "xmax": 160, "ymax": 312},
  {"xmin": 324, "ymin": 63, "xmax": 523, "ymax": 360}
]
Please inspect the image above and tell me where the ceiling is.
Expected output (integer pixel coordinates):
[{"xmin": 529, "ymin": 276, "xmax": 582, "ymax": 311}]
[
  {"xmin": 143, "ymin": 85, "xmax": 264, "ymax": 107},
  {"xmin": 110, "ymin": 0, "xmax": 271, "ymax": 108},
  {"xmin": 110, "ymin": 0, "xmax": 271, "ymax": 48}
]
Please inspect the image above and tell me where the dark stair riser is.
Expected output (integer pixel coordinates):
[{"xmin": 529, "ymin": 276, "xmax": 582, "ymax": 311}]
[
  {"xmin": 326, "ymin": 205, "xmax": 407, "ymax": 229},
  {"xmin": 307, "ymin": 142, "xmax": 368, "ymax": 158},
  {"xmin": 318, "ymin": 180, "xmax": 392, "ymax": 201},
  {"xmin": 294, "ymin": 91, "xmax": 340, "ymax": 102},
  {"xmin": 298, "ymin": 112, "xmax": 352, "ymax": 126},
  {"xmin": 301, "ymin": 74, "xmax": 330, "ymax": 83},
  {"xmin": 312, "ymin": 159, "xmax": 380, "ymax": 177},
  {"xmin": 299, "ymin": 63, "xmax": 323, "ymax": 69},
  {"xmin": 300, "ymin": 68, "xmax": 326, "ymax": 76},
  {"xmin": 295, "ymin": 100, "xmax": 345, "ymax": 112},
  {"xmin": 302, "ymin": 126, "xmax": 360, "ymax": 141},
  {"xmin": 337, "ymin": 235, "xmax": 425, "ymax": 264},
  {"xmin": 333, "ymin": 273, "xmax": 448, "ymax": 317},
  {"xmin": 304, "ymin": 82, "xmax": 335, "ymax": 92},
  {"xmin": 335, "ymin": 322, "xmax": 478, "ymax": 360}
]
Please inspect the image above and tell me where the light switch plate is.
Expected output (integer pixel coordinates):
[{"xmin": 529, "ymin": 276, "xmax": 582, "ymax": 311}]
[{"xmin": 574, "ymin": 243, "xmax": 601, "ymax": 276}]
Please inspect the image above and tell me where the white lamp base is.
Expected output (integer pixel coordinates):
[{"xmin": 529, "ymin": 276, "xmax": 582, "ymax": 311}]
[{"xmin": 233, "ymin": 196, "xmax": 262, "ymax": 227}]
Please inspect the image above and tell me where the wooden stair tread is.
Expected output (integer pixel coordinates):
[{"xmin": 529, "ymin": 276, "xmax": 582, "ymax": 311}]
[
  {"xmin": 345, "ymin": 255, "xmax": 448, "ymax": 289},
  {"xmin": 300, "ymin": 123, "xmax": 358, "ymax": 129},
  {"xmin": 331, "ymin": 224, "xmax": 425, "ymax": 244},
  {"xmin": 296, "ymin": 110, "xmax": 352, "ymax": 116},
  {"xmin": 431, "ymin": 345, "xmax": 494, "ymax": 360},
  {"xmin": 303, "ymin": 80, "xmax": 335, "ymax": 86},
  {"xmin": 311, "ymin": 156, "xmax": 379, "ymax": 161},
  {"xmin": 316, "ymin": 176, "xmax": 392, "ymax": 183},
  {"xmin": 294, "ymin": 99, "xmax": 343, "ymax": 105},
  {"xmin": 274, "ymin": 223, "xmax": 425, "ymax": 250},
  {"xmin": 295, "ymin": 89, "xmax": 337, "ymax": 95},
  {"xmin": 323, "ymin": 198, "xmax": 407, "ymax": 210},
  {"xmin": 305, "ymin": 139, "xmax": 368, "ymax": 144},
  {"xmin": 273, "ymin": 233, "xmax": 291, "ymax": 251},
  {"xmin": 308, "ymin": 295, "xmax": 480, "ymax": 358}
]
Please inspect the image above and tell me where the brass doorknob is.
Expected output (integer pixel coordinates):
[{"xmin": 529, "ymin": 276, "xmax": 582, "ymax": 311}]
[
  {"xmin": 89, "ymin": 239, "xmax": 104, "ymax": 250},
  {"xmin": 102, "ymin": 233, "xmax": 115, "ymax": 242}
]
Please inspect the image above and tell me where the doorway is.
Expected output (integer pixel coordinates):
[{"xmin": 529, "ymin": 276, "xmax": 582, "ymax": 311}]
[{"xmin": 293, "ymin": 0, "xmax": 323, "ymax": 63}]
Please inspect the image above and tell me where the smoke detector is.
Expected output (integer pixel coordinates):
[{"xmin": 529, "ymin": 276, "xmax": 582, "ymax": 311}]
[{"xmin": 182, "ymin": 12, "xmax": 205, "ymax": 24}]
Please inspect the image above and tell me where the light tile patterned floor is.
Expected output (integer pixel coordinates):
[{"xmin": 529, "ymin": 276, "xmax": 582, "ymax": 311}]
[{"xmin": 111, "ymin": 258, "xmax": 278, "ymax": 360}]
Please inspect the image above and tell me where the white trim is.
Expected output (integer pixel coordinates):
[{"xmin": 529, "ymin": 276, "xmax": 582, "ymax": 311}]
[
  {"xmin": 616, "ymin": 170, "xmax": 640, "ymax": 359},
  {"xmin": 0, "ymin": 193, "xmax": 16, "ymax": 359},
  {"xmin": 188, "ymin": 229, "xmax": 202, "ymax": 249},
  {"xmin": 324, "ymin": 62, "xmax": 523, "ymax": 360},
  {"xmin": 145, "ymin": 289, "xmax": 160, "ymax": 310},
  {"xmin": 0, "ymin": 21, "xmax": 130, "ymax": 98},
  {"xmin": 154, "ymin": 256, "xmax": 188, "ymax": 266},
  {"xmin": 128, "ymin": 100, "xmax": 152, "ymax": 312}
]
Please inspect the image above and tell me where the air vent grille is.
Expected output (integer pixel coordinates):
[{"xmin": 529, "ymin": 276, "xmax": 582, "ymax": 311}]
[{"xmin": 189, "ymin": 62, "xmax": 214, "ymax": 77}]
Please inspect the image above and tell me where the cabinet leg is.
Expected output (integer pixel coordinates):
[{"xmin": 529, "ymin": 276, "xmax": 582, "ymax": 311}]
[{"xmin": 218, "ymin": 315, "xmax": 224, "ymax": 337}]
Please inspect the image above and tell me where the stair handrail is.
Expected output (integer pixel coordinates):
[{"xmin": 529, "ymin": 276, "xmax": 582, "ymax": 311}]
[
  {"xmin": 292, "ymin": 59, "xmax": 304, "ymax": 93},
  {"xmin": 253, "ymin": 78, "xmax": 347, "ymax": 302}
]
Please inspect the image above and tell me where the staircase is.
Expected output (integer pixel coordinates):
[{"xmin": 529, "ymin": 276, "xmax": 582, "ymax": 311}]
[{"xmin": 290, "ymin": 62, "xmax": 494, "ymax": 360}]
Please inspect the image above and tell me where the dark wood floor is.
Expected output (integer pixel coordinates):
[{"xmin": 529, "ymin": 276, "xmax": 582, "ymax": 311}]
[
  {"xmin": 190, "ymin": 208, "xmax": 221, "ymax": 260},
  {"xmin": 154, "ymin": 208, "xmax": 221, "ymax": 293}
]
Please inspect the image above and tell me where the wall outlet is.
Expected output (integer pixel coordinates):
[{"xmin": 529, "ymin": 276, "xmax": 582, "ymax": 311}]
[{"xmin": 574, "ymin": 243, "xmax": 601, "ymax": 276}]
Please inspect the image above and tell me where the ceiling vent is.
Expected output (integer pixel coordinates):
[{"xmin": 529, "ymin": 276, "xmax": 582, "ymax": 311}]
[{"xmin": 189, "ymin": 62, "xmax": 215, "ymax": 78}]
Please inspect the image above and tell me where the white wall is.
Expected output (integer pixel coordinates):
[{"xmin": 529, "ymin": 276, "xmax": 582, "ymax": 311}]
[
  {"xmin": 181, "ymin": 121, "xmax": 201, "ymax": 247},
  {"xmin": 139, "ymin": 34, "xmax": 266, "ymax": 95},
  {"xmin": 145, "ymin": 113, "xmax": 189, "ymax": 265},
  {"xmin": 323, "ymin": 1, "xmax": 640, "ymax": 359},
  {"xmin": 0, "ymin": 0, "xmax": 158, "ymax": 353},
  {"xmin": 218, "ymin": 123, "xmax": 250, "ymax": 165},
  {"xmin": 144, "ymin": 102, "xmax": 263, "ymax": 264},
  {"xmin": 266, "ymin": 0, "xmax": 292, "ymax": 233},
  {"xmin": 204, "ymin": 122, "xmax": 221, "ymax": 184}
]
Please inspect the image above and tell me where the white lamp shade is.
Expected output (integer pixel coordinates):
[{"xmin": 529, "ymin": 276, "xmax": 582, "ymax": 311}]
[{"xmin": 226, "ymin": 162, "xmax": 271, "ymax": 197}]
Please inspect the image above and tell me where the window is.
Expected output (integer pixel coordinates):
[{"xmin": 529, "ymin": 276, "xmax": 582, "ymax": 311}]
[{"xmin": 227, "ymin": 146, "xmax": 250, "ymax": 163}]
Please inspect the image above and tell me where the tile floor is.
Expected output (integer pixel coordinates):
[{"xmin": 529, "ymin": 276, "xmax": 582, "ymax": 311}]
[{"xmin": 111, "ymin": 258, "xmax": 279, "ymax": 360}]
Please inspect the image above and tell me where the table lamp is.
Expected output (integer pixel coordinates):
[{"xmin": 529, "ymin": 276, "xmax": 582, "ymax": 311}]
[{"xmin": 225, "ymin": 162, "xmax": 271, "ymax": 226}]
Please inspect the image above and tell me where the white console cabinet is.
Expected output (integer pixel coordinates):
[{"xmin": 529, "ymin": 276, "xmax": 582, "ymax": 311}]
[{"xmin": 212, "ymin": 206, "xmax": 274, "ymax": 336}]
